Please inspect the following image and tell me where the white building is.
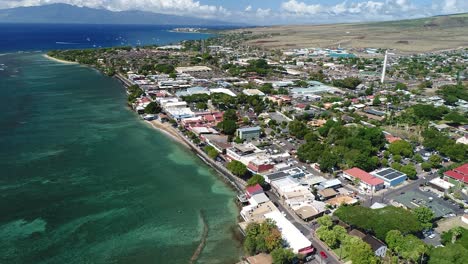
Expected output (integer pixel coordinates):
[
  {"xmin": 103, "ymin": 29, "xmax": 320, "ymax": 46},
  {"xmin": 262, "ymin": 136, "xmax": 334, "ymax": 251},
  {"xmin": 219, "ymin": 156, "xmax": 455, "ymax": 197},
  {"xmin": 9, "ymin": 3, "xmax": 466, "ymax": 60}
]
[{"xmin": 264, "ymin": 211, "xmax": 313, "ymax": 254}]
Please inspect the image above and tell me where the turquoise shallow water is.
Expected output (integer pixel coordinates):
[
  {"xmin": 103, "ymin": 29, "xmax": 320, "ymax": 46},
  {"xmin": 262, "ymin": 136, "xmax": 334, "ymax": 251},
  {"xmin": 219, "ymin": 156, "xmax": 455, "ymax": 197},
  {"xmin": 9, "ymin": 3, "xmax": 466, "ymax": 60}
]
[{"xmin": 0, "ymin": 53, "xmax": 242, "ymax": 264}]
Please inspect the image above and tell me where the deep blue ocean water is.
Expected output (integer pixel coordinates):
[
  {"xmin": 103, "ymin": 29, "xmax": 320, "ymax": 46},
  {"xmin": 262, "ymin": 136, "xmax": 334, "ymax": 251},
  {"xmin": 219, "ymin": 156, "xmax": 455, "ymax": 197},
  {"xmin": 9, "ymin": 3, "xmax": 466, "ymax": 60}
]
[
  {"xmin": 0, "ymin": 24, "xmax": 242, "ymax": 263},
  {"xmin": 0, "ymin": 23, "xmax": 220, "ymax": 52}
]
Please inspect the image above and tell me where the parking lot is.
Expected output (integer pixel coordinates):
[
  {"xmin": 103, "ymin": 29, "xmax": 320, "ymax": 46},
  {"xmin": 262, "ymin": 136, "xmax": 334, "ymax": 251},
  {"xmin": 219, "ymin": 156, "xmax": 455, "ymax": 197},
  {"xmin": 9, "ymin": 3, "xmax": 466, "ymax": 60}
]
[{"xmin": 393, "ymin": 189, "xmax": 462, "ymax": 218}]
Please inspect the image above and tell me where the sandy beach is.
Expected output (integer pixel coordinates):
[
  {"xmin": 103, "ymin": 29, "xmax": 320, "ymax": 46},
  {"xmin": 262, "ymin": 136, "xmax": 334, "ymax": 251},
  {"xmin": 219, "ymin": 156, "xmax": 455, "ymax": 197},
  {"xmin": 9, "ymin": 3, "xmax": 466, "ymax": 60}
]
[
  {"xmin": 146, "ymin": 120, "xmax": 190, "ymax": 149},
  {"xmin": 43, "ymin": 54, "xmax": 79, "ymax": 64}
]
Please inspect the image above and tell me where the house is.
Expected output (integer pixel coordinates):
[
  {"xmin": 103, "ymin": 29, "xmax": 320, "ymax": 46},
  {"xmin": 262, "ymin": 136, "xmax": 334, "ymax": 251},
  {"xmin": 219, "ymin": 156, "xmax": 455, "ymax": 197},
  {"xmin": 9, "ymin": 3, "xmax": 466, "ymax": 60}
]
[
  {"xmin": 237, "ymin": 126, "xmax": 261, "ymax": 141},
  {"xmin": 371, "ymin": 168, "xmax": 407, "ymax": 187},
  {"xmin": 444, "ymin": 163, "xmax": 468, "ymax": 187},
  {"xmin": 343, "ymin": 167, "xmax": 385, "ymax": 193},
  {"xmin": 349, "ymin": 229, "xmax": 387, "ymax": 257},
  {"xmin": 246, "ymin": 184, "xmax": 264, "ymax": 198},
  {"xmin": 317, "ymin": 188, "xmax": 338, "ymax": 201}
]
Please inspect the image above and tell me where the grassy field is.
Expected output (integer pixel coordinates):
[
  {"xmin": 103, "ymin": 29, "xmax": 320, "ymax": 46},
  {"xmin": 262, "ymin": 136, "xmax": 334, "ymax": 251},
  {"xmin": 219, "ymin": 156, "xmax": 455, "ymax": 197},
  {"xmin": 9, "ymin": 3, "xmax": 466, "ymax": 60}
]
[{"xmin": 232, "ymin": 13, "xmax": 468, "ymax": 53}]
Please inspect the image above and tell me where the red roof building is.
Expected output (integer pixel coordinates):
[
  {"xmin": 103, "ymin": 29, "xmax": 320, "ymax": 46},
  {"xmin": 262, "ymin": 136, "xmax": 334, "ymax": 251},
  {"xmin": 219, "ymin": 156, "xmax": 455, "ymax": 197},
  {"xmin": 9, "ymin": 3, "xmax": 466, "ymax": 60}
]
[
  {"xmin": 343, "ymin": 167, "xmax": 385, "ymax": 193},
  {"xmin": 246, "ymin": 184, "xmax": 264, "ymax": 198},
  {"xmin": 444, "ymin": 164, "xmax": 468, "ymax": 186},
  {"xmin": 385, "ymin": 134, "xmax": 401, "ymax": 143}
]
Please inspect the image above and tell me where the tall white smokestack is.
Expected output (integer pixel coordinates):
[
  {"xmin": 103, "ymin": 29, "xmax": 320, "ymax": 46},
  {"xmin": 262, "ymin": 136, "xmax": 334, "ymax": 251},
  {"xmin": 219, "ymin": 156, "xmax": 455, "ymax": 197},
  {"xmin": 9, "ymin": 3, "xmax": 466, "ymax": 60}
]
[{"xmin": 381, "ymin": 50, "xmax": 388, "ymax": 84}]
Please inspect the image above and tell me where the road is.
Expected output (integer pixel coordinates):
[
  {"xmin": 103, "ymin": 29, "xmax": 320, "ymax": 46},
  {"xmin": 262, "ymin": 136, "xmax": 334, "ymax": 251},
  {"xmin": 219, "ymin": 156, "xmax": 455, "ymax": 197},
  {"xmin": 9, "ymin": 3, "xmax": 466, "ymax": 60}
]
[{"xmin": 265, "ymin": 190, "xmax": 340, "ymax": 264}]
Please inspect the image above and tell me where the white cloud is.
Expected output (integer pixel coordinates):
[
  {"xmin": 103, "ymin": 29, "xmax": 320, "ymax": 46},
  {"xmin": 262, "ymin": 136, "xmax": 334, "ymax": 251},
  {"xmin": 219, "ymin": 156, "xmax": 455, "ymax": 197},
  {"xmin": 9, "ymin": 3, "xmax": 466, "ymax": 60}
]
[
  {"xmin": 245, "ymin": 5, "xmax": 252, "ymax": 12},
  {"xmin": 0, "ymin": 0, "xmax": 229, "ymax": 18},
  {"xmin": 256, "ymin": 8, "xmax": 271, "ymax": 18},
  {"xmin": 281, "ymin": 0, "xmax": 321, "ymax": 15}
]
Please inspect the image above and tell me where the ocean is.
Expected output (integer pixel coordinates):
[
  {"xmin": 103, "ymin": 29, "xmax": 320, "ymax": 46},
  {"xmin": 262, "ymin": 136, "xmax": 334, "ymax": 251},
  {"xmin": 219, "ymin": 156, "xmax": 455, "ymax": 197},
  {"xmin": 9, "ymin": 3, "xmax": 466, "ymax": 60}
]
[{"xmin": 0, "ymin": 24, "xmax": 242, "ymax": 263}]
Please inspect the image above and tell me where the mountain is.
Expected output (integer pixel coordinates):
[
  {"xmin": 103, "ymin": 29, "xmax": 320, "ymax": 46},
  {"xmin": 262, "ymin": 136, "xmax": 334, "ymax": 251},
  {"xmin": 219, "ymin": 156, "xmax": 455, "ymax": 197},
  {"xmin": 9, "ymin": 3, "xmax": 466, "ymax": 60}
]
[
  {"xmin": 235, "ymin": 13, "xmax": 468, "ymax": 53},
  {"xmin": 0, "ymin": 4, "xmax": 237, "ymax": 25}
]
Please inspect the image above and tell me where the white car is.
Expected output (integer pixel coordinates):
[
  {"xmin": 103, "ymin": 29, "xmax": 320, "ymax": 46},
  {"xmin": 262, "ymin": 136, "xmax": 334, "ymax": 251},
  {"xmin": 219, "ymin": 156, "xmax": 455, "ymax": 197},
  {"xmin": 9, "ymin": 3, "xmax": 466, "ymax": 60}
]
[{"xmin": 428, "ymin": 234, "xmax": 436, "ymax": 239}]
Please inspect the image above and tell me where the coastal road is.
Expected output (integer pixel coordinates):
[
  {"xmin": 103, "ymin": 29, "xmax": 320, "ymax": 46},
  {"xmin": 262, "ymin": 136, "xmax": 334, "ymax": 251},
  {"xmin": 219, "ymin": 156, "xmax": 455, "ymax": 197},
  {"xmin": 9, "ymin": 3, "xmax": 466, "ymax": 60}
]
[{"xmin": 266, "ymin": 190, "xmax": 340, "ymax": 264}]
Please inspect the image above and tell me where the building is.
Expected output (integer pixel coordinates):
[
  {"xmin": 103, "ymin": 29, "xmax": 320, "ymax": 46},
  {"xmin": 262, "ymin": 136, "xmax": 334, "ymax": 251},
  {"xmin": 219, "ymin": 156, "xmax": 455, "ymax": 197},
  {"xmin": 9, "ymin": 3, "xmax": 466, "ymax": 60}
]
[
  {"xmin": 429, "ymin": 178, "xmax": 455, "ymax": 192},
  {"xmin": 371, "ymin": 168, "xmax": 407, "ymax": 187},
  {"xmin": 243, "ymin": 89, "xmax": 265, "ymax": 97},
  {"xmin": 317, "ymin": 188, "xmax": 338, "ymax": 201},
  {"xmin": 263, "ymin": 167, "xmax": 306, "ymax": 183},
  {"xmin": 343, "ymin": 167, "xmax": 385, "ymax": 193},
  {"xmin": 246, "ymin": 184, "xmax": 264, "ymax": 198},
  {"xmin": 237, "ymin": 126, "xmax": 261, "ymax": 141},
  {"xmin": 264, "ymin": 211, "xmax": 314, "ymax": 255},
  {"xmin": 175, "ymin": 66, "xmax": 212, "ymax": 73},
  {"xmin": 444, "ymin": 164, "xmax": 468, "ymax": 187},
  {"xmin": 317, "ymin": 179, "xmax": 342, "ymax": 190}
]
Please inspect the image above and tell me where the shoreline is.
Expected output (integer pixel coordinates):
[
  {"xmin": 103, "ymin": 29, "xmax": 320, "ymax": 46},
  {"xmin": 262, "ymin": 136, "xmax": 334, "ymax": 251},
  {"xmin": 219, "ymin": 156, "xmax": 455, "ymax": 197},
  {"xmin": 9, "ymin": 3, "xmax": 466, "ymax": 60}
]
[
  {"xmin": 144, "ymin": 119, "xmax": 191, "ymax": 149},
  {"xmin": 43, "ymin": 54, "xmax": 79, "ymax": 64},
  {"xmin": 145, "ymin": 118, "xmax": 246, "ymax": 193}
]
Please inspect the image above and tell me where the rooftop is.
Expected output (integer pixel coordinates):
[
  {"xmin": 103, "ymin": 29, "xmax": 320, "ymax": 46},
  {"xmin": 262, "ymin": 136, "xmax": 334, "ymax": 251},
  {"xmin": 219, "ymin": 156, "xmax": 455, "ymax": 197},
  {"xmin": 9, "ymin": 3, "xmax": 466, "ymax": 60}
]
[
  {"xmin": 444, "ymin": 164, "xmax": 468, "ymax": 184},
  {"xmin": 371, "ymin": 168, "xmax": 406, "ymax": 181},
  {"xmin": 344, "ymin": 167, "xmax": 384, "ymax": 186},
  {"xmin": 264, "ymin": 211, "xmax": 311, "ymax": 253}
]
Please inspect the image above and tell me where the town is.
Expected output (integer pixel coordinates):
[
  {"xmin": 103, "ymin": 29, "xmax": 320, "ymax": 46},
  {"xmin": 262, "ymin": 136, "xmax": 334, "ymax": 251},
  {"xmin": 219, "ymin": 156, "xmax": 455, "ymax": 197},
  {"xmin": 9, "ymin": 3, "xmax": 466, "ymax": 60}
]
[{"xmin": 47, "ymin": 31, "xmax": 468, "ymax": 264}]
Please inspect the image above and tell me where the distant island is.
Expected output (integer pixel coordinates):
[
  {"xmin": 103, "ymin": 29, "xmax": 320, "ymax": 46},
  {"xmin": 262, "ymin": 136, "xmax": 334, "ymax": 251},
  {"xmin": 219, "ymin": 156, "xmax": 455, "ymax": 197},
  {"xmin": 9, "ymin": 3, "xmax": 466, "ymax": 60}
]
[{"xmin": 0, "ymin": 3, "xmax": 240, "ymax": 26}]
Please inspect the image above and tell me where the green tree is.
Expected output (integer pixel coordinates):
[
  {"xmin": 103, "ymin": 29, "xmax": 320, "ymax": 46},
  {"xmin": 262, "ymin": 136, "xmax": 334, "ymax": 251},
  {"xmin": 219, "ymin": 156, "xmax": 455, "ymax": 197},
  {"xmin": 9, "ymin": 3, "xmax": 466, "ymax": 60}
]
[
  {"xmin": 288, "ymin": 120, "xmax": 308, "ymax": 139},
  {"xmin": 227, "ymin": 160, "xmax": 247, "ymax": 177},
  {"xmin": 373, "ymin": 96, "xmax": 382, "ymax": 106},
  {"xmin": 243, "ymin": 220, "xmax": 283, "ymax": 255},
  {"xmin": 388, "ymin": 140, "xmax": 413, "ymax": 157},
  {"xmin": 195, "ymin": 102, "xmax": 207, "ymax": 110},
  {"xmin": 247, "ymin": 174, "xmax": 265, "ymax": 187},
  {"xmin": 144, "ymin": 102, "xmax": 162, "ymax": 114},
  {"xmin": 395, "ymin": 82, "xmax": 408, "ymax": 90},
  {"xmin": 414, "ymin": 154, "xmax": 424, "ymax": 163},
  {"xmin": 347, "ymin": 239, "xmax": 378, "ymax": 264},
  {"xmin": 413, "ymin": 206, "xmax": 434, "ymax": 230},
  {"xmin": 429, "ymin": 243, "xmax": 468, "ymax": 264},
  {"xmin": 421, "ymin": 162, "xmax": 432, "ymax": 171},
  {"xmin": 385, "ymin": 230, "xmax": 404, "ymax": 253},
  {"xmin": 334, "ymin": 205, "xmax": 423, "ymax": 240},
  {"xmin": 429, "ymin": 155, "xmax": 442, "ymax": 168},
  {"xmin": 451, "ymin": 227, "xmax": 463, "ymax": 244},
  {"xmin": 204, "ymin": 146, "xmax": 219, "ymax": 159},
  {"xmin": 317, "ymin": 215, "xmax": 333, "ymax": 228},
  {"xmin": 393, "ymin": 154, "xmax": 402, "ymax": 163},
  {"xmin": 217, "ymin": 119, "xmax": 238, "ymax": 135},
  {"xmin": 316, "ymin": 226, "xmax": 338, "ymax": 248},
  {"xmin": 271, "ymin": 248, "xmax": 295, "ymax": 264},
  {"xmin": 444, "ymin": 111, "xmax": 468, "ymax": 125},
  {"xmin": 400, "ymin": 163, "xmax": 417, "ymax": 179}
]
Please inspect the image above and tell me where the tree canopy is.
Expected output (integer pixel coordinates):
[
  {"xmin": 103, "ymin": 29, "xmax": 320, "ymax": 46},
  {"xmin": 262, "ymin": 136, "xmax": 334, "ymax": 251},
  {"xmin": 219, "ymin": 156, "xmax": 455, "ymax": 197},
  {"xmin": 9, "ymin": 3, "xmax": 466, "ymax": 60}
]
[
  {"xmin": 244, "ymin": 220, "xmax": 283, "ymax": 255},
  {"xmin": 227, "ymin": 160, "xmax": 248, "ymax": 177},
  {"xmin": 388, "ymin": 140, "xmax": 413, "ymax": 157},
  {"xmin": 247, "ymin": 174, "xmax": 265, "ymax": 187},
  {"xmin": 334, "ymin": 205, "xmax": 423, "ymax": 240}
]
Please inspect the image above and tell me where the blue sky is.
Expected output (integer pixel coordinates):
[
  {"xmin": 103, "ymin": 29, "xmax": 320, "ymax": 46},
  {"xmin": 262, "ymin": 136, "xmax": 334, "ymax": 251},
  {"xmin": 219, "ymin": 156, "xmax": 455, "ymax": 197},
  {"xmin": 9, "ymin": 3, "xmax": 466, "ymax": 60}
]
[{"xmin": 1, "ymin": 0, "xmax": 467, "ymax": 24}]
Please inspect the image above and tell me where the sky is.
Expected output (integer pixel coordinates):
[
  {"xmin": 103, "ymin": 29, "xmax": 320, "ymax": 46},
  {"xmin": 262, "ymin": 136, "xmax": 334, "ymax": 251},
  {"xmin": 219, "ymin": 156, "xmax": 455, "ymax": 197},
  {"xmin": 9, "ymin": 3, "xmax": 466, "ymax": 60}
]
[{"xmin": 1, "ymin": 0, "xmax": 468, "ymax": 24}]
